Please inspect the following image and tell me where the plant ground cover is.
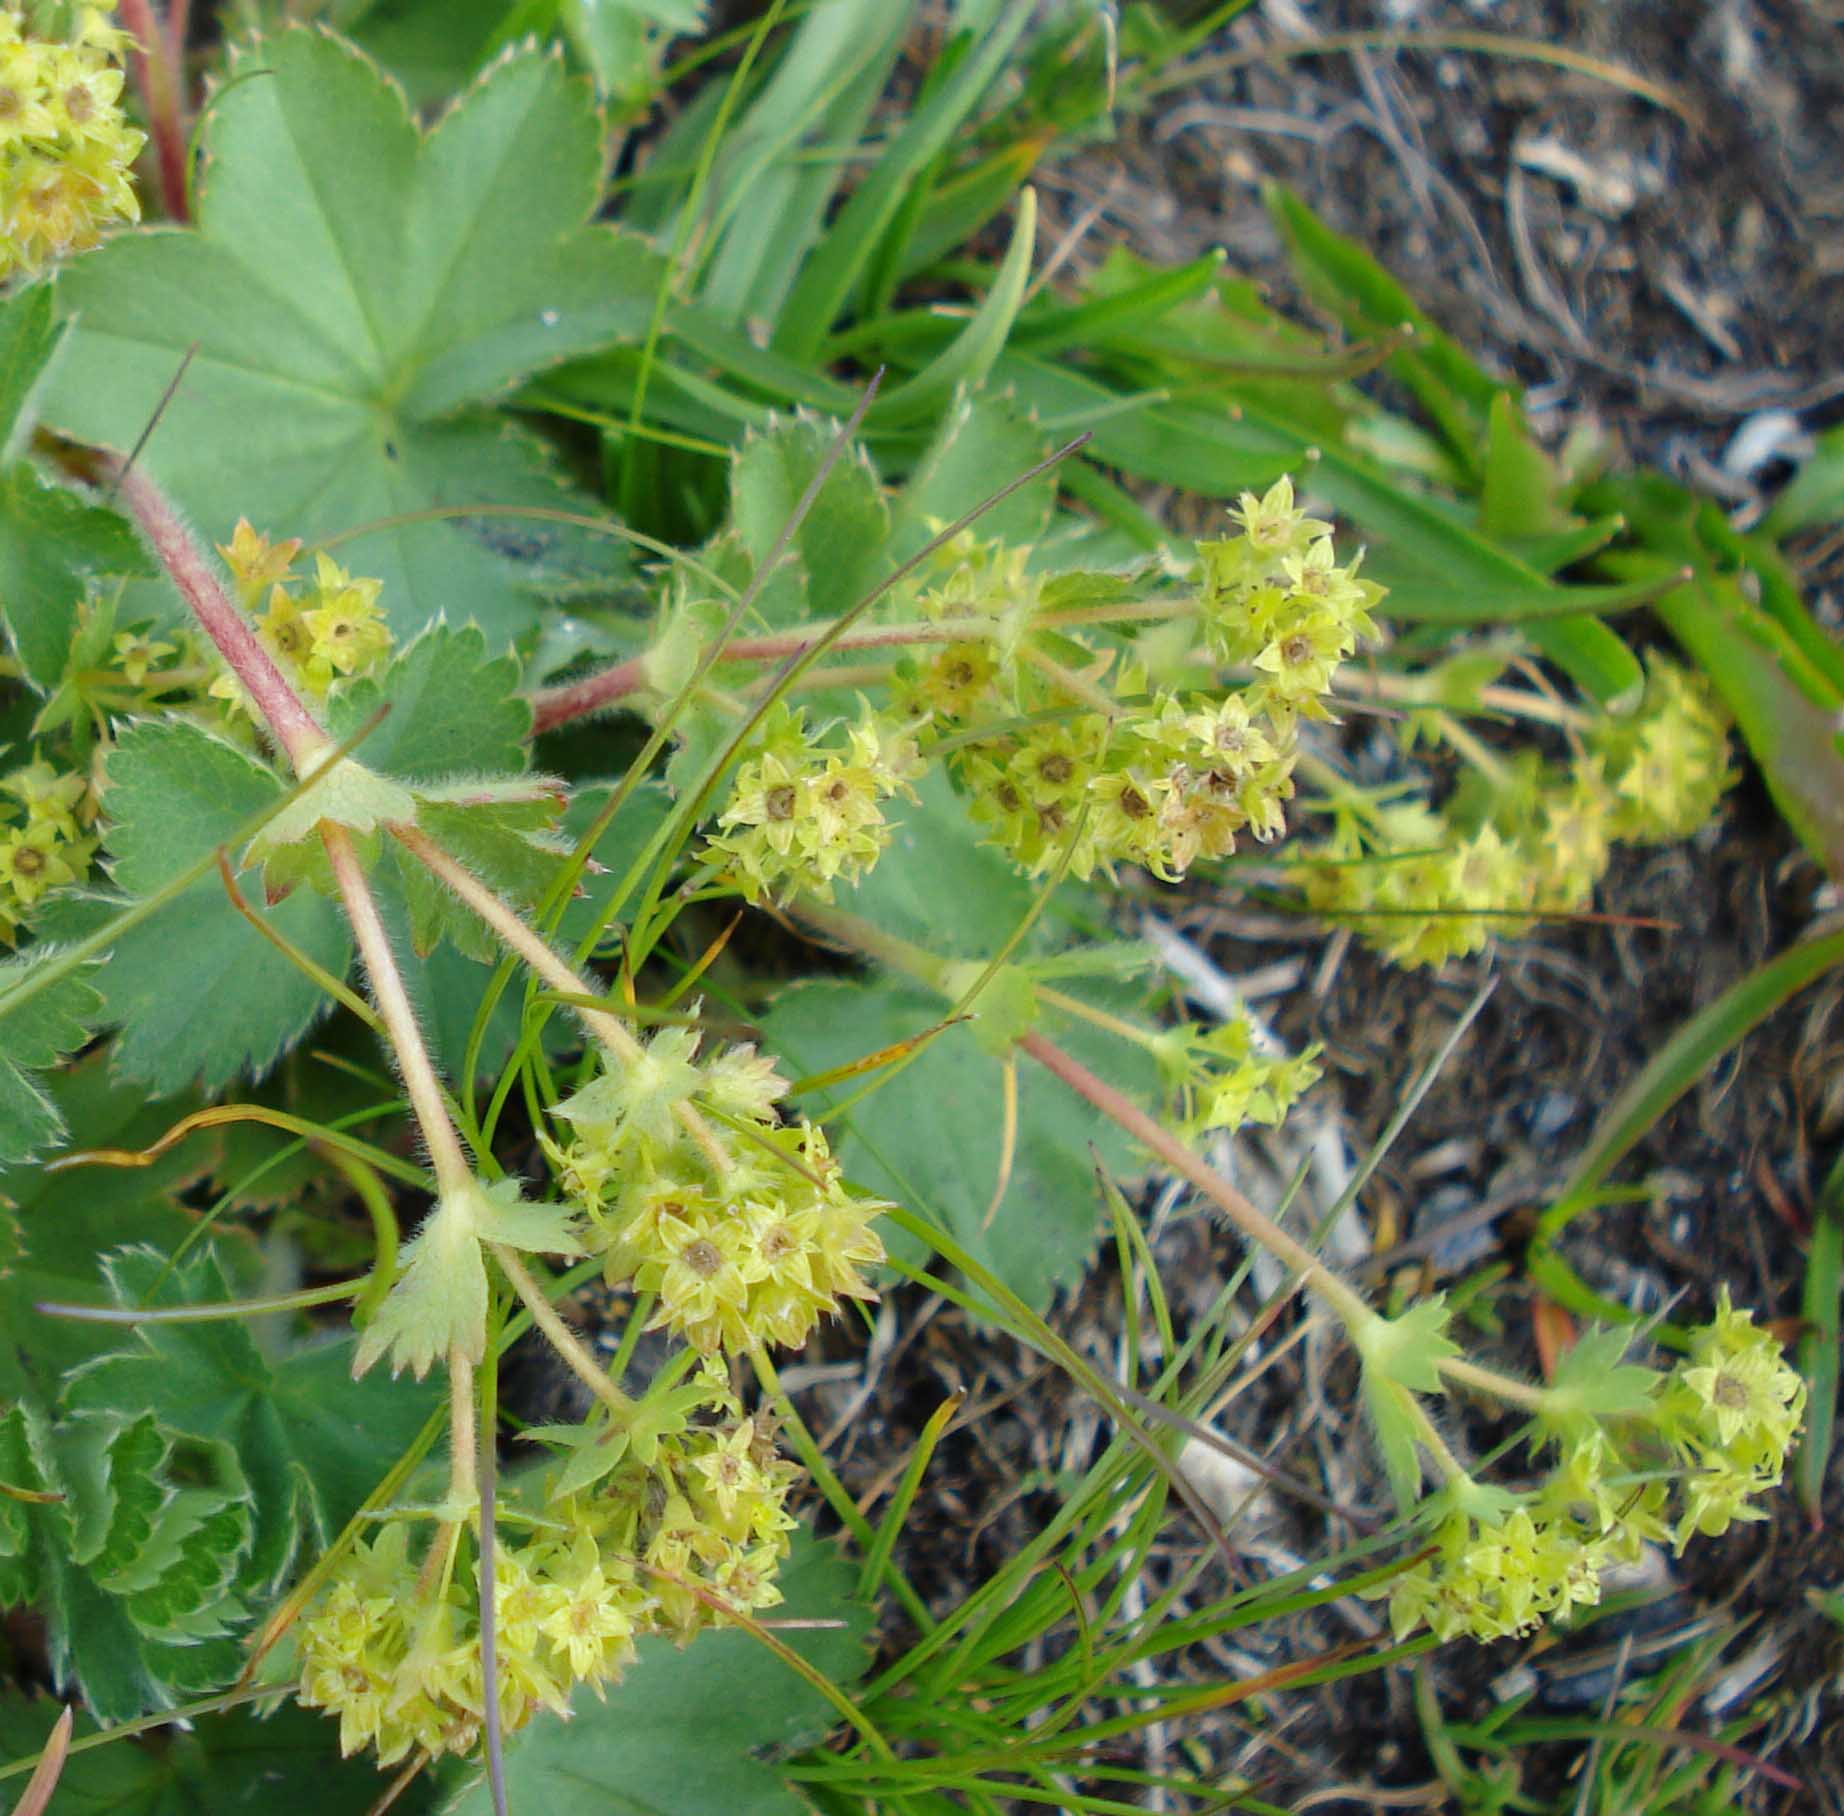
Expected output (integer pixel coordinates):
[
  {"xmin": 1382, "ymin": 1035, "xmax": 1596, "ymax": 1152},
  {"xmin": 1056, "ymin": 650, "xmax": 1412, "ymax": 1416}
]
[
  {"xmin": 0, "ymin": 2, "xmax": 1840, "ymax": 1814},
  {"xmin": 1008, "ymin": 4, "xmax": 1844, "ymax": 1803}
]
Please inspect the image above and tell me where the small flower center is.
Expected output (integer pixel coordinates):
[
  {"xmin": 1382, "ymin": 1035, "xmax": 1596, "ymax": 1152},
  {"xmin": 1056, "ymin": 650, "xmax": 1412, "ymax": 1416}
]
[
  {"xmin": 682, "ymin": 1239, "xmax": 724, "ymax": 1279},
  {"xmin": 1038, "ymin": 752, "xmax": 1074, "ymax": 785},
  {"xmin": 765, "ymin": 785, "xmax": 797, "ymax": 821},
  {"xmin": 1713, "ymin": 1372, "xmax": 1749, "ymax": 1410}
]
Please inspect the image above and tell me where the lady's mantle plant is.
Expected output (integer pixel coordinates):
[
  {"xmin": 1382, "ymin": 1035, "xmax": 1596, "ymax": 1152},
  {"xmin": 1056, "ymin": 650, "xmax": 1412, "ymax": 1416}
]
[{"xmin": 0, "ymin": 15, "xmax": 1803, "ymax": 1797}]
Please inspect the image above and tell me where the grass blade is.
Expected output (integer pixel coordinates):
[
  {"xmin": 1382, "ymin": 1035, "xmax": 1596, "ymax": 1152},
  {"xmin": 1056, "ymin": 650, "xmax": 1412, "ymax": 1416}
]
[{"xmin": 1797, "ymin": 1149, "xmax": 1844, "ymax": 1521}]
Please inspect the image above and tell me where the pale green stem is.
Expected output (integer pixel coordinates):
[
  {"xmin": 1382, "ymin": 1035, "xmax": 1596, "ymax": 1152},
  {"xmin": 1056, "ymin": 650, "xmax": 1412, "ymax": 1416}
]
[
  {"xmin": 796, "ymin": 902, "xmax": 1377, "ymax": 1338},
  {"xmin": 322, "ymin": 826, "xmax": 488, "ymax": 1520},
  {"xmin": 1396, "ymin": 1383, "xmax": 1470, "ymax": 1487},
  {"xmin": 1334, "ymin": 666, "xmax": 1590, "ymax": 731},
  {"xmin": 1437, "ymin": 1354, "xmax": 1551, "ymax": 1412},
  {"xmin": 391, "ymin": 822, "xmax": 731, "ymax": 1175},
  {"xmin": 448, "ymin": 1342, "xmax": 478, "ymax": 1508},
  {"xmin": 1019, "ymin": 639, "xmax": 1123, "ymax": 720},
  {"xmin": 491, "ymin": 1246, "xmax": 633, "ymax": 1419},
  {"xmin": 1034, "ymin": 983, "xmax": 1163, "ymax": 1053},
  {"xmin": 528, "ymin": 598, "xmax": 1190, "ymax": 728},
  {"xmin": 321, "ymin": 824, "xmax": 475, "ymax": 1197},
  {"xmin": 1434, "ymin": 711, "xmax": 1512, "ymax": 787}
]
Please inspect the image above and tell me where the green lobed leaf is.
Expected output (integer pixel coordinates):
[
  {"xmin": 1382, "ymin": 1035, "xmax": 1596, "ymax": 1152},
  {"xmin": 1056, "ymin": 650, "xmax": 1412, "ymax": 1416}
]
[
  {"xmin": 80, "ymin": 1414, "xmax": 167, "ymax": 1576},
  {"xmin": 0, "ymin": 1061, "xmax": 200, "ymax": 1406},
  {"xmin": 730, "ymin": 414, "xmax": 892, "ymax": 628},
  {"xmin": 57, "ymin": 719, "xmax": 353, "ymax": 1093},
  {"xmin": 44, "ymin": 29, "xmax": 659, "ymax": 645},
  {"xmin": 0, "ymin": 279, "xmax": 65, "ymax": 455},
  {"xmin": 4, "ymin": 1406, "xmax": 255, "ymax": 1722},
  {"xmin": 1360, "ymin": 1369, "xmax": 1424, "ymax": 1515},
  {"xmin": 0, "ymin": 463, "xmax": 150, "ymax": 692},
  {"xmin": 1545, "ymin": 1327, "xmax": 1660, "ymax": 1421},
  {"xmin": 1357, "ymin": 1297, "xmax": 1460, "ymax": 1394},
  {"xmin": 891, "ymin": 384, "xmax": 1055, "ymax": 560},
  {"xmin": 443, "ymin": 1529, "xmax": 872, "ymax": 1816},
  {"xmin": 762, "ymin": 968, "xmax": 1157, "ymax": 1314},
  {"xmin": 0, "ymin": 947, "xmax": 105, "ymax": 1166},
  {"xmin": 64, "ymin": 1246, "xmax": 441, "ymax": 1568},
  {"xmin": 832, "ymin": 767, "xmax": 1045, "ymax": 960},
  {"xmin": 325, "ymin": 620, "xmax": 532, "ymax": 782},
  {"xmin": 393, "ymin": 792, "xmax": 569, "ymax": 961}
]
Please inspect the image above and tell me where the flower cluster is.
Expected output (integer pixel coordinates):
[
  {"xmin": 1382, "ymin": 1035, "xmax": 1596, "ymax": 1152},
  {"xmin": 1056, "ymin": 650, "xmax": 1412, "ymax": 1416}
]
[
  {"xmin": 1195, "ymin": 476, "xmax": 1382, "ymax": 714},
  {"xmin": 549, "ymin": 1024, "xmax": 888, "ymax": 1356},
  {"xmin": 298, "ymin": 1413, "xmax": 797, "ymax": 1764},
  {"xmin": 1153, "ymin": 1012, "xmax": 1323, "ymax": 1142},
  {"xmin": 1384, "ymin": 1297, "xmax": 1804, "ymax": 1645},
  {"xmin": 0, "ymin": 4, "xmax": 142, "ymax": 282},
  {"xmin": 1293, "ymin": 655, "xmax": 1735, "ymax": 970},
  {"xmin": 702, "ymin": 702, "xmax": 923, "ymax": 904},
  {"xmin": 0, "ymin": 755, "xmax": 94, "ymax": 936},
  {"xmin": 883, "ymin": 481, "xmax": 1380, "ymax": 886},
  {"xmin": 1384, "ymin": 1480, "xmax": 1610, "ymax": 1645},
  {"xmin": 1658, "ymin": 1286, "xmax": 1807, "ymax": 1547},
  {"xmin": 1295, "ymin": 796, "xmax": 1534, "ymax": 971},
  {"xmin": 213, "ymin": 521, "xmax": 393, "ymax": 704},
  {"xmin": 1587, "ymin": 653, "xmax": 1737, "ymax": 845}
]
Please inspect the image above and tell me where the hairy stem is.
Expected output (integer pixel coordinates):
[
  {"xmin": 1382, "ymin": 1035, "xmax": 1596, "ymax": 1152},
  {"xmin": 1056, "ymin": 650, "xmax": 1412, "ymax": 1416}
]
[
  {"xmin": 1018, "ymin": 1030, "xmax": 1378, "ymax": 1335},
  {"xmin": 1436, "ymin": 1354, "xmax": 1550, "ymax": 1412},
  {"xmin": 794, "ymin": 899, "xmax": 1378, "ymax": 1336},
  {"xmin": 491, "ymin": 1246, "xmax": 633, "ymax": 1418},
  {"xmin": 527, "ymin": 599, "xmax": 1188, "ymax": 733},
  {"xmin": 117, "ymin": 0, "xmax": 190, "ymax": 223},
  {"xmin": 448, "ymin": 1344, "xmax": 478, "ymax": 1508},
  {"xmin": 1395, "ymin": 1382, "xmax": 1470, "ymax": 1487},
  {"xmin": 321, "ymin": 825, "xmax": 474, "ymax": 1196},
  {"xmin": 117, "ymin": 467, "xmax": 327, "ymax": 768},
  {"xmin": 390, "ymin": 822, "xmax": 730, "ymax": 1170}
]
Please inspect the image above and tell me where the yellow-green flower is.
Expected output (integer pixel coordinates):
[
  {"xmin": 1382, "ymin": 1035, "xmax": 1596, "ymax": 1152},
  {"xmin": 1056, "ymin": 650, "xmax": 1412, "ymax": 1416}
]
[
  {"xmin": 0, "ymin": 818, "xmax": 84, "ymax": 906},
  {"xmin": 302, "ymin": 553, "xmax": 392, "ymax": 688}
]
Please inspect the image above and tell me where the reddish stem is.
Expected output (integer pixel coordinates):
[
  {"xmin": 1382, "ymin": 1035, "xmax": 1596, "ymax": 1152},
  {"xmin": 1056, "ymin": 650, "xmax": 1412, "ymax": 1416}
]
[
  {"xmin": 526, "ymin": 598, "xmax": 1186, "ymax": 737},
  {"xmin": 117, "ymin": 0, "xmax": 190, "ymax": 223},
  {"xmin": 1016, "ymin": 1029, "xmax": 1375, "ymax": 1332},
  {"xmin": 529, "ymin": 655, "xmax": 648, "ymax": 735},
  {"xmin": 117, "ymin": 466, "xmax": 327, "ymax": 768},
  {"xmin": 530, "ymin": 623, "xmax": 955, "ymax": 735}
]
